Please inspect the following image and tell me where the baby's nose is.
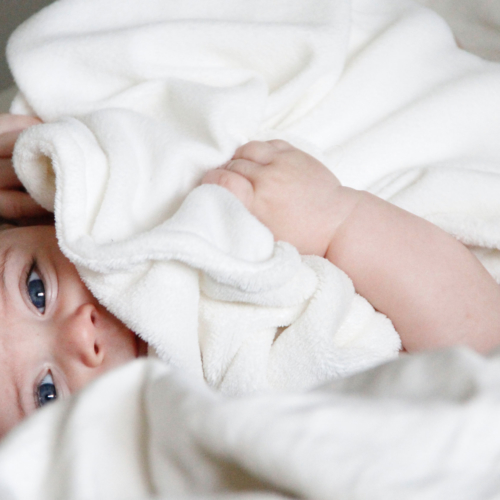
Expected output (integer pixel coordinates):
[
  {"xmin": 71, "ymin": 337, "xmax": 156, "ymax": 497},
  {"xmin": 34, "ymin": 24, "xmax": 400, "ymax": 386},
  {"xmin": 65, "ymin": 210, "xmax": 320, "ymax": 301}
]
[{"xmin": 62, "ymin": 304, "xmax": 104, "ymax": 368}]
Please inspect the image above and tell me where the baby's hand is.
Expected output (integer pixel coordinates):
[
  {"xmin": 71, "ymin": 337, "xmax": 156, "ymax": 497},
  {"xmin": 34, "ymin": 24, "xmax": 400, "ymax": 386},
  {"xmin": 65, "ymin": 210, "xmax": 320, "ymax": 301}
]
[
  {"xmin": 202, "ymin": 140, "xmax": 358, "ymax": 257},
  {"xmin": 0, "ymin": 114, "xmax": 52, "ymax": 225}
]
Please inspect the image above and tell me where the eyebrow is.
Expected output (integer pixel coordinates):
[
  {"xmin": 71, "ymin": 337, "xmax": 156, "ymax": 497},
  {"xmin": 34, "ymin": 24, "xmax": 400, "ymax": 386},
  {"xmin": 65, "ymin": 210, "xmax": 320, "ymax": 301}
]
[{"xmin": 0, "ymin": 245, "xmax": 13, "ymax": 311}]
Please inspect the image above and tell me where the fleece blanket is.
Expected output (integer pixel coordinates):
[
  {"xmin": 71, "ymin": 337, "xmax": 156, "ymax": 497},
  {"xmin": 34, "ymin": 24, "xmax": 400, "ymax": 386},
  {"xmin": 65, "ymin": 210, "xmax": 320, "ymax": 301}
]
[
  {"xmin": 7, "ymin": 0, "xmax": 500, "ymax": 395},
  {"xmin": 3, "ymin": 347, "xmax": 500, "ymax": 500},
  {"xmin": 2, "ymin": 1, "xmax": 500, "ymax": 498}
]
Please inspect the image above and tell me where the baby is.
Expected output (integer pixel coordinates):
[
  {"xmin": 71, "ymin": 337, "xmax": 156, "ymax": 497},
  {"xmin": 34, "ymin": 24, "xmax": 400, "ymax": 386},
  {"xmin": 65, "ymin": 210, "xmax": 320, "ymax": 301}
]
[{"xmin": 1, "ymin": 113, "xmax": 500, "ymax": 437}]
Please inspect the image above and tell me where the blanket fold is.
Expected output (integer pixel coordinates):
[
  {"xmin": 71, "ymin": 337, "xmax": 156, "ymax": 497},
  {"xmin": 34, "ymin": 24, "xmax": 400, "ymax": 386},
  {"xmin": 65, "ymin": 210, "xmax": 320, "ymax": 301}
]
[
  {"xmin": 4, "ymin": 0, "xmax": 500, "ymax": 498},
  {"xmin": 3, "ymin": 347, "xmax": 500, "ymax": 499},
  {"xmin": 8, "ymin": 0, "xmax": 500, "ymax": 392}
]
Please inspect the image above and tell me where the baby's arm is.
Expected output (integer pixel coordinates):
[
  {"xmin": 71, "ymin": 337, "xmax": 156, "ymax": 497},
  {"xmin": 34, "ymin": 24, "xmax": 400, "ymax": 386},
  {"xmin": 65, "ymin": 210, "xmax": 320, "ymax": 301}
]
[
  {"xmin": 202, "ymin": 140, "xmax": 500, "ymax": 353},
  {"xmin": 0, "ymin": 114, "xmax": 51, "ymax": 225}
]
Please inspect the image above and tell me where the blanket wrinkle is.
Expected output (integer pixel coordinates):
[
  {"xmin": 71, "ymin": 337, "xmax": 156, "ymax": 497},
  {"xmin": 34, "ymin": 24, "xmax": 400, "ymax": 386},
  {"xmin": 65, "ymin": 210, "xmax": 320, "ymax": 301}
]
[
  {"xmin": 4, "ymin": 0, "xmax": 500, "ymax": 498},
  {"xmin": 4, "ymin": 350, "xmax": 500, "ymax": 499},
  {"xmin": 9, "ymin": 0, "xmax": 412, "ymax": 391},
  {"xmin": 8, "ymin": 0, "xmax": 500, "ymax": 391}
]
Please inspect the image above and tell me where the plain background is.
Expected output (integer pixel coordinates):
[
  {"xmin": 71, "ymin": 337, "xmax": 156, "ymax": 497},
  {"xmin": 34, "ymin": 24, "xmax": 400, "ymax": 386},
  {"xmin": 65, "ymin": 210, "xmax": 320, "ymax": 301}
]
[{"xmin": 0, "ymin": 0, "xmax": 55, "ymax": 91}]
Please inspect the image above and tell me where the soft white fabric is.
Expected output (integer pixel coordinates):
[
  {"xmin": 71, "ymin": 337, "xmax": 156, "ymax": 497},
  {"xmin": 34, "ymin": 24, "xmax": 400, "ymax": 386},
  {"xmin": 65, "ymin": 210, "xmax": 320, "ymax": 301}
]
[
  {"xmin": 417, "ymin": 0, "xmax": 500, "ymax": 62},
  {"xmin": 6, "ymin": 0, "xmax": 419, "ymax": 394},
  {"xmin": 2, "ymin": 347, "xmax": 500, "ymax": 500},
  {"xmin": 8, "ymin": 0, "xmax": 500, "ymax": 393},
  {"xmin": 8, "ymin": 0, "xmax": 500, "ymax": 396},
  {"xmin": 2, "ymin": 1, "xmax": 500, "ymax": 498}
]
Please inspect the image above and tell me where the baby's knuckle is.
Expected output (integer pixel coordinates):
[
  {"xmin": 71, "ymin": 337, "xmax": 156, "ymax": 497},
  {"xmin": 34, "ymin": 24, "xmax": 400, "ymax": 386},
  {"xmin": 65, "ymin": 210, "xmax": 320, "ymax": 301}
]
[
  {"xmin": 217, "ymin": 170, "xmax": 240, "ymax": 191},
  {"xmin": 267, "ymin": 139, "xmax": 292, "ymax": 152},
  {"xmin": 237, "ymin": 141, "xmax": 263, "ymax": 158}
]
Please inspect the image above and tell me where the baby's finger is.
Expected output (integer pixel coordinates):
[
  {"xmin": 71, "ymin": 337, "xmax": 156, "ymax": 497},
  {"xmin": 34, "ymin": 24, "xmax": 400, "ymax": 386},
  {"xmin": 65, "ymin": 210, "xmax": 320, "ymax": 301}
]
[
  {"xmin": 201, "ymin": 168, "xmax": 254, "ymax": 209},
  {"xmin": 224, "ymin": 158, "xmax": 266, "ymax": 183},
  {"xmin": 232, "ymin": 141, "xmax": 277, "ymax": 165},
  {"xmin": 0, "ymin": 159, "xmax": 23, "ymax": 189},
  {"xmin": 0, "ymin": 191, "xmax": 48, "ymax": 220},
  {"xmin": 0, "ymin": 131, "xmax": 18, "ymax": 157},
  {"xmin": 266, "ymin": 139, "xmax": 294, "ymax": 152},
  {"xmin": 233, "ymin": 140, "xmax": 294, "ymax": 165},
  {"xmin": 0, "ymin": 114, "xmax": 41, "ymax": 135}
]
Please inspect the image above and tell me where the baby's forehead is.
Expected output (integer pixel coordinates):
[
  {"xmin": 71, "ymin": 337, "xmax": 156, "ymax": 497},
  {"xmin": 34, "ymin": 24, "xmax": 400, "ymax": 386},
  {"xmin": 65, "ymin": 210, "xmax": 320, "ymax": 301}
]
[
  {"xmin": 0, "ymin": 225, "xmax": 31, "ymax": 258},
  {"xmin": 0, "ymin": 225, "xmax": 60, "ymax": 281},
  {"xmin": 0, "ymin": 227, "xmax": 16, "ymax": 274}
]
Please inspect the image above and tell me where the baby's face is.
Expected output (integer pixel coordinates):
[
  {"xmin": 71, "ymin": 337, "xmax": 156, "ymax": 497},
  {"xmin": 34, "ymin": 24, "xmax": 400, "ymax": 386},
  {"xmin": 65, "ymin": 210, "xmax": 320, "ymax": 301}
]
[{"xmin": 0, "ymin": 225, "xmax": 145, "ymax": 438}]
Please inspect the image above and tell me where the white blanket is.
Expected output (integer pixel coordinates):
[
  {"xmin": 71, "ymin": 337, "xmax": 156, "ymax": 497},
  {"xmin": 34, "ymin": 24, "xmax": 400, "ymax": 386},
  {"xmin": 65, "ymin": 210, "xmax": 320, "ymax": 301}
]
[
  {"xmin": 3, "ymin": 0, "xmax": 500, "ymax": 498},
  {"xmin": 7, "ymin": 0, "xmax": 405, "ymax": 393},
  {"xmin": 2, "ymin": 347, "xmax": 500, "ymax": 500},
  {"xmin": 8, "ymin": 0, "xmax": 500, "ymax": 394}
]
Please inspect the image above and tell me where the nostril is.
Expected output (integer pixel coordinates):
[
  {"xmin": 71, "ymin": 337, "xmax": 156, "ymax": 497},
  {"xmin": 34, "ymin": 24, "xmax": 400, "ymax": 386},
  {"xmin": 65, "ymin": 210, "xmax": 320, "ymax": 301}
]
[
  {"xmin": 90, "ymin": 308, "xmax": 97, "ymax": 325},
  {"xmin": 94, "ymin": 343, "xmax": 99, "ymax": 355}
]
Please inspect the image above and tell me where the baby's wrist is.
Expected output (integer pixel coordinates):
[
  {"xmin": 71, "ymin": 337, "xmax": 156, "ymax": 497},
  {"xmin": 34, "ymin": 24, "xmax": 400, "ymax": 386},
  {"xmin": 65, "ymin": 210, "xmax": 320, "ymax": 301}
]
[{"xmin": 324, "ymin": 186, "xmax": 367, "ymax": 259}]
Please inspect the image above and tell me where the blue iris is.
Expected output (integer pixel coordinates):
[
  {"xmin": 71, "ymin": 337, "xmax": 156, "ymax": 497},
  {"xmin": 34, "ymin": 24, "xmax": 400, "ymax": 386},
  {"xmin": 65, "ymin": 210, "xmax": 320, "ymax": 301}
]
[
  {"xmin": 27, "ymin": 268, "xmax": 45, "ymax": 313},
  {"xmin": 37, "ymin": 373, "xmax": 57, "ymax": 407}
]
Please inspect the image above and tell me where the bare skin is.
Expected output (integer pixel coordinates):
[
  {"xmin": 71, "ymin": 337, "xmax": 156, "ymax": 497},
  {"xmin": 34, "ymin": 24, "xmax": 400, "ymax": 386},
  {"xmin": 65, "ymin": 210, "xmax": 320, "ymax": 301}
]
[
  {"xmin": 0, "ymin": 115, "xmax": 148, "ymax": 438},
  {"xmin": 202, "ymin": 140, "xmax": 500, "ymax": 354},
  {"xmin": 0, "ymin": 225, "xmax": 146, "ymax": 438},
  {"xmin": 1, "ymin": 115, "xmax": 500, "ymax": 436},
  {"xmin": 0, "ymin": 114, "xmax": 52, "ymax": 225}
]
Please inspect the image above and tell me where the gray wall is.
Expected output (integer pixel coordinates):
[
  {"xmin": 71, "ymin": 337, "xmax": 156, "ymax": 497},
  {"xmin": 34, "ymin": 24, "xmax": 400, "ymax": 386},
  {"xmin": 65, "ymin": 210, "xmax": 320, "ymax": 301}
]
[{"xmin": 0, "ymin": 0, "xmax": 55, "ymax": 91}]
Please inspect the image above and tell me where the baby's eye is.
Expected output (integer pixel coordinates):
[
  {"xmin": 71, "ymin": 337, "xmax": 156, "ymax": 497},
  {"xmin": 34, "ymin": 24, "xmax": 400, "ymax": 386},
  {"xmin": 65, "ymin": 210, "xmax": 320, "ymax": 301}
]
[
  {"xmin": 37, "ymin": 372, "xmax": 57, "ymax": 407},
  {"xmin": 27, "ymin": 267, "xmax": 45, "ymax": 313}
]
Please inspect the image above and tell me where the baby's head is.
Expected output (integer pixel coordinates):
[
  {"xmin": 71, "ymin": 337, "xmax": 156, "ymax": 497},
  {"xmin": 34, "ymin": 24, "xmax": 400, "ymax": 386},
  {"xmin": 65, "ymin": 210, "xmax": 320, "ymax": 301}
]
[{"xmin": 0, "ymin": 225, "xmax": 146, "ymax": 437}]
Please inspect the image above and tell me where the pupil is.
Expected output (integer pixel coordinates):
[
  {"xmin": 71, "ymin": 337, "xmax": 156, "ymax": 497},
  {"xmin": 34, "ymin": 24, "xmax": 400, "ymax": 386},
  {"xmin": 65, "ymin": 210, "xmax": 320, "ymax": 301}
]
[
  {"xmin": 28, "ymin": 279, "xmax": 45, "ymax": 309},
  {"xmin": 38, "ymin": 383, "xmax": 57, "ymax": 407}
]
